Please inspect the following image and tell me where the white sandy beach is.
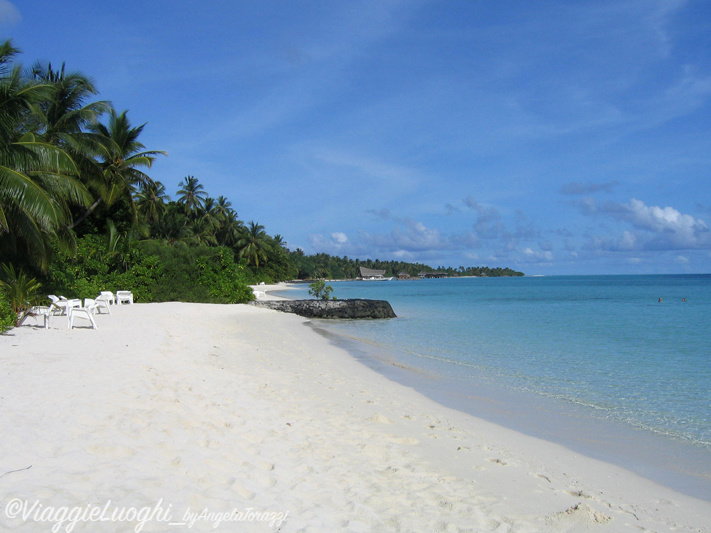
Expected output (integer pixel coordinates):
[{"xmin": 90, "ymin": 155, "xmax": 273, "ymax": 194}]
[{"xmin": 1, "ymin": 296, "xmax": 710, "ymax": 532}]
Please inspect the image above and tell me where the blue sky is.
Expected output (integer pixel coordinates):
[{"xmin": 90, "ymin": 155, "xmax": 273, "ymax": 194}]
[{"xmin": 2, "ymin": 1, "xmax": 710, "ymax": 274}]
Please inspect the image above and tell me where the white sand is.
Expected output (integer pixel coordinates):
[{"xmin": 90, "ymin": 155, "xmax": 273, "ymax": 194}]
[{"xmin": 1, "ymin": 302, "xmax": 710, "ymax": 532}]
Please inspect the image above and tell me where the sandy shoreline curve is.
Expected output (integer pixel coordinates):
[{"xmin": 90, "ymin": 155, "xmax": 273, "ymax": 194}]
[{"xmin": 2, "ymin": 302, "xmax": 710, "ymax": 532}]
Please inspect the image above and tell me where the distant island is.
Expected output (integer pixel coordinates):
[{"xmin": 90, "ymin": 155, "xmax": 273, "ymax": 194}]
[{"xmin": 288, "ymin": 254, "xmax": 524, "ymax": 280}]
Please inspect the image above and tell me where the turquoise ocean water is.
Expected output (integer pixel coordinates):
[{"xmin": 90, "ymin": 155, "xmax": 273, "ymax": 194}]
[{"xmin": 275, "ymin": 275, "xmax": 711, "ymax": 499}]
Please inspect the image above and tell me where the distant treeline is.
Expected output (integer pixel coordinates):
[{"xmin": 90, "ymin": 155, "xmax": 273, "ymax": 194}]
[{"xmin": 288, "ymin": 251, "xmax": 524, "ymax": 279}]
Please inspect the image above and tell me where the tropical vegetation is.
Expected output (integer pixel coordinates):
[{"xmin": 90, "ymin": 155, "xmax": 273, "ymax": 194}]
[{"xmin": 0, "ymin": 40, "xmax": 522, "ymax": 330}]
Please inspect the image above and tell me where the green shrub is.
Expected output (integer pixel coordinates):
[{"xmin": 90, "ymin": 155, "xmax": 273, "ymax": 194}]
[
  {"xmin": 0, "ymin": 293, "xmax": 15, "ymax": 332},
  {"xmin": 196, "ymin": 250, "xmax": 254, "ymax": 303},
  {"xmin": 0, "ymin": 264, "xmax": 42, "ymax": 327},
  {"xmin": 308, "ymin": 279, "xmax": 334, "ymax": 300}
]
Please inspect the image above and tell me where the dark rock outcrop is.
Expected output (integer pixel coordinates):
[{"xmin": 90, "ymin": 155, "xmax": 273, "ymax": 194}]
[{"xmin": 251, "ymin": 299, "xmax": 396, "ymax": 319}]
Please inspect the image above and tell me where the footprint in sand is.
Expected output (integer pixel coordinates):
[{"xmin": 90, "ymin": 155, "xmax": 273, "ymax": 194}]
[
  {"xmin": 546, "ymin": 502, "xmax": 612, "ymax": 526},
  {"xmin": 368, "ymin": 413, "xmax": 394, "ymax": 424}
]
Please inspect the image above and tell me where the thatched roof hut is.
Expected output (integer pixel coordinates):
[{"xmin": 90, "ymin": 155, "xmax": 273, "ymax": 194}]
[{"xmin": 359, "ymin": 267, "xmax": 387, "ymax": 279}]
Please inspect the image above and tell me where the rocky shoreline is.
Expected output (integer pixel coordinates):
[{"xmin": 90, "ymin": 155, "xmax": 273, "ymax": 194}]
[{"xmin": 250, "ymin": 299, "xmax": 397, "ymax": 319}]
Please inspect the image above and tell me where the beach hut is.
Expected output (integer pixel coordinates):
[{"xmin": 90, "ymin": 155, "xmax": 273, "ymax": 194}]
[{"xmin": 359, "ymin": 267, "xmax": 391, "ymax": 281}]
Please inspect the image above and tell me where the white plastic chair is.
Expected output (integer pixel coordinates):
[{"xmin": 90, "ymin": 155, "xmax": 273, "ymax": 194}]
[
  {"xmin": 19, "ymin": 306, "xmax": 51, "ymax": 328},
  {"xmin": 100, "ymin": 291, "xmax": 115, "ymax": 305},
  {"xmin": 94, "ymin": 294, "xmax": 112, "ymax": 314},
  {"xmin": 68, "ymin": 303, "xmax": 98, "ymax": 329},
  {"xmin": 116, "ymin": 291, "xmax": 134, "ymax": 305},
  {"xmin": 48, "ymin": 295, "xmax": 70, "ymax": 315}
]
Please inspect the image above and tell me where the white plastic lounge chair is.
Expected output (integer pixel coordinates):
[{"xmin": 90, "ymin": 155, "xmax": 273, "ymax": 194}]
[
  {"xmin": 68, "ymin": 303, "xmax": 98, "ymax": 329},
  {"xmin": 116, "ymin": 291, "xmax": 134, "ymax": 305},
  {"xmin": 100, "ymin": 291, "xmax": 115, "ymax": 305},
  {"xmin": 19, "ymin": 305, "xmax": 52, "ymax": 328},
  {"xmin": 48, "ymin": 295, "xmax": 69, "ymax": 315},
  {"xmin": 84, "ymin": 297, "xmax": 110, "ymax": 315},
  {"xmin": 93, "ymin": 294, "xmax": 112, "ymax": 314},
  {"xmin": 47, "ymin": 295, "xmax": 81, "ymax": 315}
]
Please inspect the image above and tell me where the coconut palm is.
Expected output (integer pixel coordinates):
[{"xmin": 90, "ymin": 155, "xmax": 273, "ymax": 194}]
[
  {"xmin": 272, "ymin": 234, "xmax": 286, "ymax": 248},
  {"xmin": 176, "ymin": 175, "xmax": 207, "ymax": 217},
  {"xmin": 0, "ymin": 40, "xmax": 91, "ymax": 268},
  {"xmin": 216, "ymin": 212, "xmax": 243, "ymax": 248},
  {"xmin": 29, "ymin": 62, "xmax": 110, "ymax": 145},
  {"xmin": 200, "ymin": 197, "xmax": 221, "ymax": 230},
  {"xmin": 71, "ymin": 109, "xmax": 166, "ymax": 228},
  {"xmin": 214, "ymin": 195, "xmax": 234, "ymax": 220},
  {"xmin": 135, "ymin": 179, "xmax": 169, "ymax": 226},
  {"xmin": 184, "ymin": 216, "xmax": 218, "ymax": 246},
  {"xmin": 237, "ymin": 221, "xmax": 271, "ymax": 267},
  {"xmin": 153, "ymin": 204, "xmax": 187, "ymax": 244}
]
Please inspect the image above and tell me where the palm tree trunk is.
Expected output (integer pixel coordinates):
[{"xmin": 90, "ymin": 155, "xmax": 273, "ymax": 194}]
[{"xmin": 68, "ymin": 197, "xmax": 102, "ymax": 229}]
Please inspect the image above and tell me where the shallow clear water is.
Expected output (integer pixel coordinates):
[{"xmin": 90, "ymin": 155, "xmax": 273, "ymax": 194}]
[{"xmin": 278, "ymin": 275, "xmax": 711, "ymax": 497}]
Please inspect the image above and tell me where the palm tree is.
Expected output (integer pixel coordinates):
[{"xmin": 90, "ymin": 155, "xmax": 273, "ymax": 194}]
[
  {"xmin": 216, "ymin": 211, "xmax": 243, "ymax": 248},
  {"xmin": 214, "ymin": 195, "xmax": 233, "ymax": 219},
  {"xmin": 30, "ymin": 62, "xmax": 111, "ymax": 223},
  {"xmin": 71, "ymin": 109, "xmax": 166, "ymax": 228},
  {"xmin": 200, "ymin": 197, "xmax": 220, "ymax": 229},
  {"xmin": 29, "ymin": 62, "xmax": 110, "ymax": 145},
  {"xmin": 272, "ymin": 234, "xmax": 286, "ymax": 248},
  {"xmin": 237, "ymin": 221, "xmax": 271, "ymax": 267},
  {"xmin": 135, "ymin": 179, "xmax": 168, "ymax": 226},
  {"xmin": 153, "ymin": 204, "xmax": 187, "ymax": 244},
  {"xmin": 184, "ymin": 216, "xmax": 218, "ymax": 246},
  {"xmin": 176, "ymin": 175, "xmax": 206, "ymax": 217},
  {"xmin": 0, "ymin": 40, "xmax": 91, "ymax": 268}
]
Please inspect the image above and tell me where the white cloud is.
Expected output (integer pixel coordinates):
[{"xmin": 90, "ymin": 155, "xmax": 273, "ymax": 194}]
[
  {"xmin": 309, "ymin": 232, "xmax": 352, "ymax": 253},
  {"xmin": 0, "ymin": 0, "xmax": 20, "ymax": 25},
  {"xmin": 625, "ymin": 199, "xmax": 707, "ymax": 236},
  {"xmin": 522, "ymin": 247, "xmax": 554, "ymax": 262},
  {"xmin": 580, "ymin": 198, "xmax": 710, "ymax": 251},
  {"xmin": 361, "ymin": 218, "xmax": 447, "ymax": 252},
  {"xmin": 331, "ymin": 232, "xmax": 348, "ymax": 244}
]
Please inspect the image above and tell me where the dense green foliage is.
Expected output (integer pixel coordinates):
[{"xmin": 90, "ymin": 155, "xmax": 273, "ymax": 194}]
[
  {"xmin": 40, "ymin": 236, "xmax": 254, "ymax": 304},
  {"xmin": 1, "ymin": 40, "xmax": 523, "ymax": 329},
  {"xmin": 136, "ymin": 242, "xmax": 253, "ymax": 303}
]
